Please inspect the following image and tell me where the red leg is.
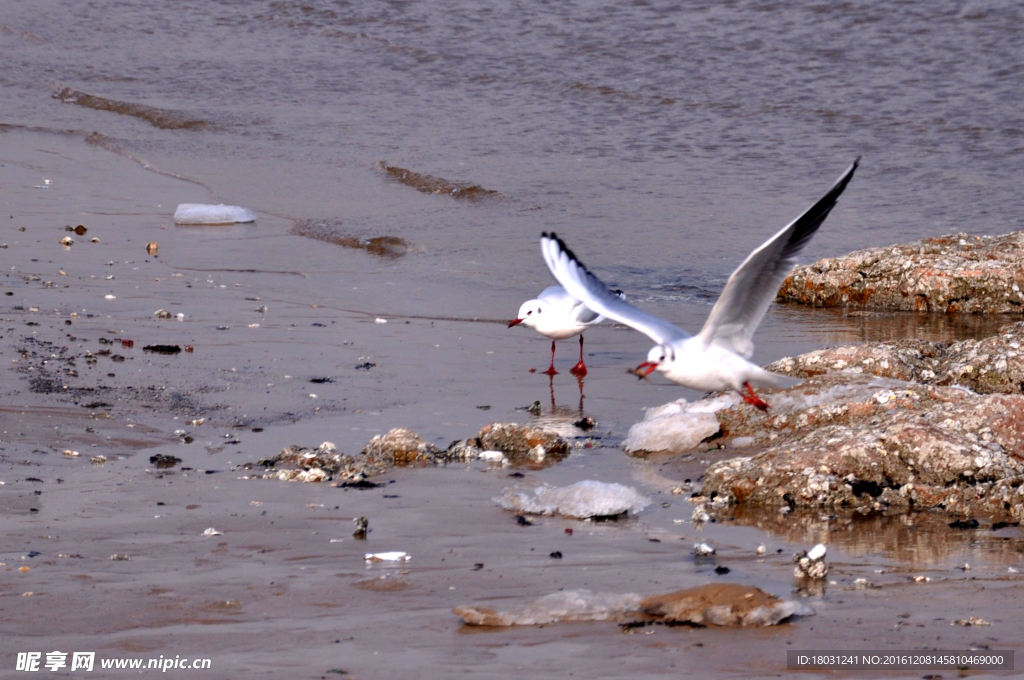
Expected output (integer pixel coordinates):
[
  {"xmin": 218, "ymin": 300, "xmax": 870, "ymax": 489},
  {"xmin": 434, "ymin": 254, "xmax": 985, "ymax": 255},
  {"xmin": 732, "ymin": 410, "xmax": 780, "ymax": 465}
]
[
  {"xmin": 569, "ymin": 335, "xmax": 587, "ymax": 376},
  {"xmin": 739, "ymin": 381, "xmax": 769, "ymax": 411},
  {"xmin": 542, "ymin": 339, "xmax": 558, "ymax": 376}
]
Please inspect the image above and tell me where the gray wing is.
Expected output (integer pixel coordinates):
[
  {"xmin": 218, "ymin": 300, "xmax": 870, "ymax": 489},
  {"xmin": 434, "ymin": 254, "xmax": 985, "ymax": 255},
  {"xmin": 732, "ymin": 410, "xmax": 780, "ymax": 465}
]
[
  {"xmin": 698, "ymin": 158, "xmax": 859, "ymax": 358},
  {"xmin": 541, "ymin": 233, "xmax": 689, "ymax": 346}
]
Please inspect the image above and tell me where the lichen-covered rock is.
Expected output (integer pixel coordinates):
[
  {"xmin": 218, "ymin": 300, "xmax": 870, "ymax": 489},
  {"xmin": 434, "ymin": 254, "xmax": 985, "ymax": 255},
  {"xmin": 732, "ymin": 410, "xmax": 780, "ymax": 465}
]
[
  {"xmin": 360, "ymin": 427, "xmax": 439, "ymax": 465},
  {"xmin": 699, "ymin": 372, "xmax": 1024, "ymax": 521},
  {"xmin": 768, "ymin": 321, "xmax": 1024, "ymax": 395},
  {"xmin": 778, "ymin": 232, "xmax": 1024, "ymax": 313},
  {"xmin": 475, "ymin": 423, "xmax": 570, "ymax": 463}
]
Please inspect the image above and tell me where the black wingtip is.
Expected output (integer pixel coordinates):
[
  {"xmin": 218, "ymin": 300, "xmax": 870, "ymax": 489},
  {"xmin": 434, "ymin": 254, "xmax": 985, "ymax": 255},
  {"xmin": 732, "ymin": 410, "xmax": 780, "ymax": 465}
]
[{"xmin": 541, "ymin": 231, "xmax": 584, "ymax": 270}]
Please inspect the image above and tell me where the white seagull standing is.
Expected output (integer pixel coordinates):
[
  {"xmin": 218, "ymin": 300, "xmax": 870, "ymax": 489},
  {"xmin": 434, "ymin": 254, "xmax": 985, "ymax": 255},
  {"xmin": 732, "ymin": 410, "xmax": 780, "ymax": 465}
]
[
  {"xmin": 540, "ymin": 158, "xmax": 859, "ymax": 410},
  {"xmin": 508, "ymin": 286, "xmax": 620, "ymax": 376}
]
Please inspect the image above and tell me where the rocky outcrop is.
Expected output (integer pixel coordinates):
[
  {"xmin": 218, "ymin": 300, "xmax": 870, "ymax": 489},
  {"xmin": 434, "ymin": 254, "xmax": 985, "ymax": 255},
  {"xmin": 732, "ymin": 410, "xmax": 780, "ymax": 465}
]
[
  {"xmin": 696, "ymin": 372, "xmax": 1024, "ymax": 521},
  {"xmin": 767, "ymin": 320, "xmax": 1024, "ymax": 395},
  {"xmin": 778, "ymin": 232, "xmax": 1024, "ymax": 313}
]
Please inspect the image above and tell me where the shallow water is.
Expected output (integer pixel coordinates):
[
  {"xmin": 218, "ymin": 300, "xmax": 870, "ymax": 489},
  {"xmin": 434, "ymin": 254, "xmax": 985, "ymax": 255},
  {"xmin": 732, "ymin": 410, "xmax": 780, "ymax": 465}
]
[
  {"xmin": 3, "ymin": 1, "xmax": 1024, "ymax": 677},
  {"xmin": 4, "ymin": 0, "xmax": 1024, "ymax": 285}
]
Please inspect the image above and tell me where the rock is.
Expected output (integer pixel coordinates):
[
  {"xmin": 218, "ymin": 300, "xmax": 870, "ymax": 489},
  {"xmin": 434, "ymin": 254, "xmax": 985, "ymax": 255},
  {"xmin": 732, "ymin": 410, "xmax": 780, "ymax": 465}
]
[
  {"xmin": 251, "ymin": 441, "xmax": 389, "ymax": 483},
  {"xmin": 699, "ymin": 372, "xmax": 1024, "ymax": 521},
  {"xmin": 639, "ymin": 584, "xmax": 812, "ymax": 627},
  {"xmin": 779, "ymin": 231, "xmax": 1024, "ymax": 313},
  {"xmin": 793, "ymin": 544, "xmax": 828, "ymax": 579},
  {"xmin": 767, "ymin": 320, "xmax": 1024, "ymax": 395},
  {"xmin": 149, "ymin": 454, "xmax": 181, "ymax": 469},
  {"xmin": 361, "ymin": 428, "xmax": 438, "ymax": 465},
  {"xmin": 474, "ymin": 423, "xmax": 570, "ymax": 463},
  {"xmin": 693, "ymin": 542, "xmax": 716, "ymax": 556},
  {"xmin": 251, "ymin": 422, "xmax": 573, "ymax": 483},
  {"xmin": 437, "ymin": 439, "xmax": 483, "ymax": 462}
]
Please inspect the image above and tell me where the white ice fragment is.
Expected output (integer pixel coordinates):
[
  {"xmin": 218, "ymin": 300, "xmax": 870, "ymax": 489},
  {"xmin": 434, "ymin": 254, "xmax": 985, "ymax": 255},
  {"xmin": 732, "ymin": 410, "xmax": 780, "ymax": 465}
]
[
  {"xmin": 494, "ymin": 480, "xmax": 651, "ymax": 519},
  {"xmin": 202, "ymin": 528, "xmax": 223, "ymax": 536},
  {"xmin": 807, "ymin": 543, "xmax": 827, "ymax": 561},
  {"xmin": 694, "ymin": 542, "xmax": 716, "ymax": 556},
  {"xmin": 374, "ymin": 318, "xmax": 388, "ymax": 324},
  {"xmin": 622, "ymin": 397, "xmax": 734, "ymax": 455},
  {"xmin": 173, "ymin": 203, "xmax": 257, "ymax": 224},
  {"xmin": 479, "ymin": 450, "xmax": 507, "ymax": 463},
  {"xmin": 365, "ymin": 551, "xmax": 410, "ymax": 562},
  {"xmin": 104, "ymin": 294, "xmax": 116, "ymax": 300}
]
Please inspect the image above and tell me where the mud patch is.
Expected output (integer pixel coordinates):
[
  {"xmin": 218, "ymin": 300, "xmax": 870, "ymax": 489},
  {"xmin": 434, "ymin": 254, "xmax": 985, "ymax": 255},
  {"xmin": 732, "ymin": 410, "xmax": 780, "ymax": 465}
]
[
  {"xmin": 53, "ymin": 87, "xmax": 208, "ymax": 130},
  {"xmin": 376, "ymin": 161, "xmax": 502, "ymax": 200},
  {"xmin": 290, "ymin": 219, "xmax": 409, "ymax": 258}
]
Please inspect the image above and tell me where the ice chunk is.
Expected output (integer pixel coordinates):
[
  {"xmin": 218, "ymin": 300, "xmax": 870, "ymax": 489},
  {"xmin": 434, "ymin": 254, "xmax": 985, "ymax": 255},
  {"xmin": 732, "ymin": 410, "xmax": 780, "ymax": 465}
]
[
  {"xmin": 173, "ymin": 203, "xmax": 257, "ymax": 224},
  {"xmin": 622, "ymin": 396, "xmax": 736, "ymax": 455},
  {"xmin": 494, "ymin": 480, "xmax": 651, "ymax": 519},
  {"xmin": 365, "ymin": 551, "xmax": 410, "ymax": 562},
  {"xmin": 454, "ymin": 589, "xmax": 643, "ymax": 626}
]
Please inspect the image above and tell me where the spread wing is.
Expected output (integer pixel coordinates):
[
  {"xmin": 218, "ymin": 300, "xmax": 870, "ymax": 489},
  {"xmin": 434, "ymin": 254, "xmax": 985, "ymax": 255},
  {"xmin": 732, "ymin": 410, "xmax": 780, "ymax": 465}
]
[
  {"xmin": 540, "ymin": 233, "xmax": 689, "ymax": 346},
  {"xmin": 698, "ymin": 158, "xmax": 859, "ymax": 358}
]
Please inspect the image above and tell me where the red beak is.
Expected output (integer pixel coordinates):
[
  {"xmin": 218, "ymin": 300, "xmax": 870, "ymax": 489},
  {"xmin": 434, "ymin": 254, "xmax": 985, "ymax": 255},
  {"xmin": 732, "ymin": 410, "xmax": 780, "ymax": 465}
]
[
  {"xmin": 631, "ymin": 361, "xmax": 658, "ymax": 378},
  {"xmin": 508, "ymin": 318, "xmax": 524, "ymax": 328}
]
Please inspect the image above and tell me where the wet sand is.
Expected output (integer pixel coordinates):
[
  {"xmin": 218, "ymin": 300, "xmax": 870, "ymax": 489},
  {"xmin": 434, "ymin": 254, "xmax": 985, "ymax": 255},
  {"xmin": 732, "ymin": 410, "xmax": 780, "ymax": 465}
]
[{"xmin": 2, "ymin": 129, "xmax": 1022, "ymax": 678}]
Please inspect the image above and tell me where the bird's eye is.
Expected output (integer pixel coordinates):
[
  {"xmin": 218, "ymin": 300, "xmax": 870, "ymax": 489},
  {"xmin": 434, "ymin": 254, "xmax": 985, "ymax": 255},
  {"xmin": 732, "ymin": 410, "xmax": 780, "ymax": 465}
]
[
  {"xmin": 527, "ymin": 310, "xmax": 532, "ymax": 315},
  {"xmin": 660, "ymin": 355, "xmax": 665, "ymax": 362},
  {"xmin": 537, "ymin": 308, "xmax": 541, "ymax": 313}
]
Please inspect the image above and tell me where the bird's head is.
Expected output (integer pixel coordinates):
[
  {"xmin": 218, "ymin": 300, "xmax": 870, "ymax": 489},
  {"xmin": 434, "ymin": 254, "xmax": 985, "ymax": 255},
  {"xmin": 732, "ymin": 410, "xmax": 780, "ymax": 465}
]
[
  {"xmin": 508, "ymin": 299, "xmax": 545, "ymax": 329},
  {"xmin": 631, "ymin": 344, "xmax": 671, "ymax": 378}
]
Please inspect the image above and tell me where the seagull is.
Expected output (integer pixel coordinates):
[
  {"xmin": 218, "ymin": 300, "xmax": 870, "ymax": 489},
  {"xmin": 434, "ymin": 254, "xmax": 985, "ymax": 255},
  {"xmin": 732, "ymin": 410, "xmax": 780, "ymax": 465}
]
[
  {"xmin": 508, "ymin": 286, "xmax": 622, "ymax": 376},
  {"xmin": 540, "ymin": 158, "xmax": 859, "ymax": 410}
]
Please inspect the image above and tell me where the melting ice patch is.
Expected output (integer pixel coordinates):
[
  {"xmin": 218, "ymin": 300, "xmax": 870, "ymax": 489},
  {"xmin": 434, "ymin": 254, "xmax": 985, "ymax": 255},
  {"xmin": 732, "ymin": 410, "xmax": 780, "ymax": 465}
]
[
  {"xmin": 495, "ymin": 480, "xmax": 651, "ymax": 519},
  {"xmin": 454, "ymin": 590, "xmax": 642, "ymax": 626},
  {"xmin": 173, "ymin": 203, "xmax": 257, "ymax": 224},
  {"xmin": 622, "ymin": 396, "xmax": 736, "ymax": 455},
  {"xmin": 454, "ymin": 584, "xmax": 813, "ymax": 628}
]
